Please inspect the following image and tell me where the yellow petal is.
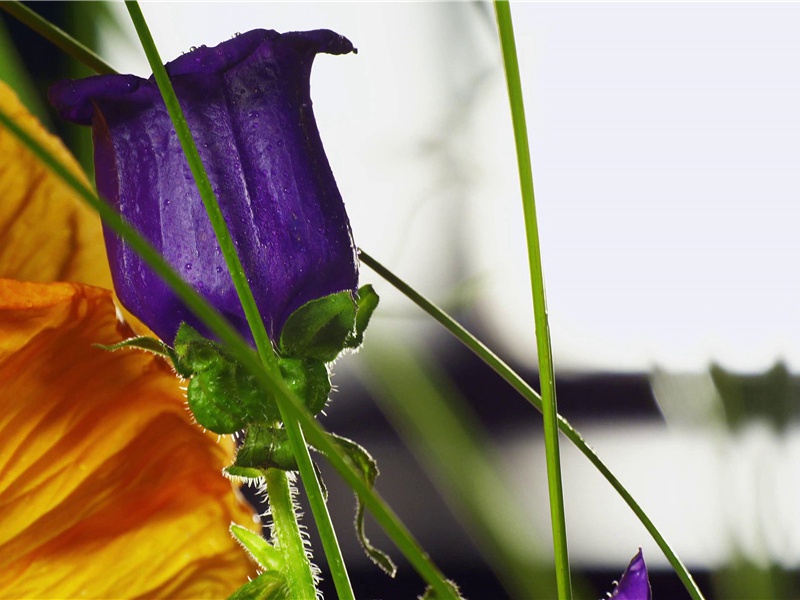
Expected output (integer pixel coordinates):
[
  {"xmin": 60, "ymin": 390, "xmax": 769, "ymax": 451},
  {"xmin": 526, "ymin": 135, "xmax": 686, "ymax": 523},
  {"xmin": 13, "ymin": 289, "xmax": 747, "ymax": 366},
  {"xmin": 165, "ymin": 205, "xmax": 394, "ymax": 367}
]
[
  {"xmin": 0, "ymin": 81, "xmax": 112, "ymax": 289},
  {"xmin": 0, "ymin": 279, "xmax": 259, "ymax": 598}
]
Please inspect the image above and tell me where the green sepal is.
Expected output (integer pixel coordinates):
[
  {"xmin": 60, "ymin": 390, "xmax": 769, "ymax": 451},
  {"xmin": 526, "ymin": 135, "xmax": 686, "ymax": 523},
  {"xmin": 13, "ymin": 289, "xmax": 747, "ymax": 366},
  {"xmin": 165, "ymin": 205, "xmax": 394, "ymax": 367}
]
[
  {"xmin": 279, "ymin": 357, "xmax": 331, "ymax": 416},
  {"xmin": 234, "ymin": 424, "xmax": 298, "ymax": 472},
  {"xmin": 186, "ymin": 367, "xmax": 249, "ymax": 434},
  {"xmin": 224, "ymin": 465, "xmax": 266, "ymax": 480},
  {"xmin": 278, "ymin": 291, "xmax": 357, "ymax": 362},
  {"xmin": 230, "ymin": 524, "xmax": 283, "ymax": 572},
  {"xmin": 175, "ymin": 324, "xmax": 282, "ymax": 433},
  {"xmin": 227, "ymin": 571, "xmax": 289, "ymax": 600},
  {"xmin": 418, "ymin": 581, "xmax": 464, "ymax": 600},
  {"xmin": 173, "ymin": 324, "xmax": 223, "ymax": 371},
  {"xmin": 323, "ymin": 432, "xmax": 397, "ymax": 577},
  {"xmin": 344, "ymin": 284, "xmax": 379, "ymax": 349},
  {"xmin": 94, "ymin": 336, "xmax": 192, "ymax": 378}
]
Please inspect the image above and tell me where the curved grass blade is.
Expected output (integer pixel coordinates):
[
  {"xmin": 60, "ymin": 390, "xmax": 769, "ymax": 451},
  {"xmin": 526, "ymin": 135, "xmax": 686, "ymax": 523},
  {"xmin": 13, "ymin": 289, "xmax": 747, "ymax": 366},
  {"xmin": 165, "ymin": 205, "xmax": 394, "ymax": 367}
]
[
  {"xmin": 358, "ymin": 250, "xmax": 706, "ymax": 600},
  {"xmin": 0, "ymin": 1, "xmax": 116, "ymax": 75},
  {"xmin": 363, "ymin": 343, "xmax": 557, "ymax": 599}
]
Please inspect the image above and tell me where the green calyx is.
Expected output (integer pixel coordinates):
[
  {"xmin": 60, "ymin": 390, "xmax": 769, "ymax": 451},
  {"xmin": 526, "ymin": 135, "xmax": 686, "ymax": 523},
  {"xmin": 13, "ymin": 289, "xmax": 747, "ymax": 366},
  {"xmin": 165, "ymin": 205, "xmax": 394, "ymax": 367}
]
[
  {"xmin": 96, "ymin": 285, "xmax": 392, "ymax": 576},
  {"xmin": 279, "ymin": 285, "xmax": 379, "ymax": 362},
  {"xmin": 95, "ymin": 285, "xmax": 378, "ymax": 439}
]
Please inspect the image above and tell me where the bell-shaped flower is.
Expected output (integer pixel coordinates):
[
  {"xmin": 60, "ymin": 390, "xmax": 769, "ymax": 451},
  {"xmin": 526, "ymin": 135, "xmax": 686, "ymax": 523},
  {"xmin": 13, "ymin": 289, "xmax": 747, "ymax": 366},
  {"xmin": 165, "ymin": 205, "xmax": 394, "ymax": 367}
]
[{"xmin": 49, "ymin": 29, "xmax": 359, "ymax": 344}]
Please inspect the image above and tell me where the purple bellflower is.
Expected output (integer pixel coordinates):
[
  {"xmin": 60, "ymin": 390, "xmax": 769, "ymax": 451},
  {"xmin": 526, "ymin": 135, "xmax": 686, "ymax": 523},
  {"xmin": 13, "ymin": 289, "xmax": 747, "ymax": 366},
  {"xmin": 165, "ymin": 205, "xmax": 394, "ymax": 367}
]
[
  {"xmin": 49, "ymin": 29, "xmax": 358, "ymax": 344},
  {"xmin": 608, "ymin": 549, "xmax": 652, "ymax": 600}
]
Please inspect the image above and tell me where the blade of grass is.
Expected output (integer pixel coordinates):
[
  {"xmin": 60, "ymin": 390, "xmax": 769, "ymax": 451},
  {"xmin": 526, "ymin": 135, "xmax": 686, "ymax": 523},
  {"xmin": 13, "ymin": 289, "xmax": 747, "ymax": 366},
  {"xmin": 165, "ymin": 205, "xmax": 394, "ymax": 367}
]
[
  {"xmin": 493, "ymin": 2, "xmax": 570, "ymax": 596},
  {"xmin": 0, "ymin": 15, "xmax": 51, "ymax": 125},
  {"xmin": 363, "ymin": 343, "xmax": 556, "ymax": 600},
  {"xmin": 0, "ymin": 1, "xmax": 116, "ymax": 75},
  {"xmin": 359, "ymin": 249, "xmax": 706, "ymax": 600},
  {"xmin": 0, "ymin": 103, "xmax": 459, "ymax": 600},
  {"xmin": 123, "ymin": 3, "xmax": 349, "ymax": 598}
]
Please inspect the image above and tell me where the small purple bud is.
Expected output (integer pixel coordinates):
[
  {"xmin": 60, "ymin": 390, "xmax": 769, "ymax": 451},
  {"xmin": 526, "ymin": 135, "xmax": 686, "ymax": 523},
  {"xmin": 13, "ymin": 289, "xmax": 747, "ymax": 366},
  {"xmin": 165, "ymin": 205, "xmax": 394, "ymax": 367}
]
[
  {"xmin": 49, "ymin": 29, "xmax": 358, "ymax": 344},
  {"xmin": 608, "ymin": 549, "xmax": 652, "ymax": 600}
]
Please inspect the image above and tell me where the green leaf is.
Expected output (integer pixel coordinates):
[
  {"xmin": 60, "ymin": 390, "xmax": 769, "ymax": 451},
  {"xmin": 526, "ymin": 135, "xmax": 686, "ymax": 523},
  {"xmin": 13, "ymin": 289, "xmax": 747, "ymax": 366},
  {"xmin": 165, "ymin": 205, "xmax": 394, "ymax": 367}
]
[
  {"xmin": 324, "ymin": 433, "xmax": 397, "ymax": 577},
  {"xmin": 279, "ymin": 357, "xmax": 331, "ymax": 416},
  {"xmin": 344, "ymin": 284, "xmax": 379, "ymax": 349},
  {"xmin": 227, "ymin": 571, "xmax": 289, "ymax": 600},
  {"xmin": 418, "ymin": 580, "xmax": 464, "ymax": 600},
  {"xmin": 231, "ymin": 524, "xmax": 283, "ymax": 572},
  {"xmin": 224, "ymin": 464, "xmax": 267, "ymax": 481},
  {"xmin": 94, "ymin": 335, "xmax": 192, "ymax": 377},
  {"xmin": 279, "ymin": 291, "xmax": 357, "ymax": 362}
]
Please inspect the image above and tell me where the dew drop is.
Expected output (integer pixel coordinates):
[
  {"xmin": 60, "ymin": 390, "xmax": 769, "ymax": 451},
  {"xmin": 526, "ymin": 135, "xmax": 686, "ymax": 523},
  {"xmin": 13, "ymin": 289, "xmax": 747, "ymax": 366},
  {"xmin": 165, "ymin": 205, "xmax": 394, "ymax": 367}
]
[{"xmin": 185, "ymin": 263, "xmax": 193, "ymax": 271}]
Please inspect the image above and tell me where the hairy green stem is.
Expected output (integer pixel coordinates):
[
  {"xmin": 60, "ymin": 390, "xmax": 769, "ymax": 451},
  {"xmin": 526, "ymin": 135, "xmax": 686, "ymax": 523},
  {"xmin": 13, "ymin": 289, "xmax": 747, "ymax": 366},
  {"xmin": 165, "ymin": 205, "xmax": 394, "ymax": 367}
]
[
  {"xmin": 123, "ymin": 4, "xmax": 351, "ymax": 598},
  {"xmin": 0, "ymin": 1, "xmax": 116, "ymax": 74},
  {"xmin": 493, "ymin": 2, "xmax": 571, "ymax": 596},
  {"xmin": 359, "ymin": 249, "xmax": 706, "ymax": 600},
  {"xmin": 266, "ymin": 469, "xmax": 316, "ymax": 599}
]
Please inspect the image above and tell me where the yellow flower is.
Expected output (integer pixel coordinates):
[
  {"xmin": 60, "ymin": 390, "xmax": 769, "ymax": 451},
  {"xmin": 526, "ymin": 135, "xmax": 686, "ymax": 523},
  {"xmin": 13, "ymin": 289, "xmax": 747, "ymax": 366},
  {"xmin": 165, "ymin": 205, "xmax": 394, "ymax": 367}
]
[{"xmin": 0, "ymin": 81, "xmax": 259, "ymax": 598}]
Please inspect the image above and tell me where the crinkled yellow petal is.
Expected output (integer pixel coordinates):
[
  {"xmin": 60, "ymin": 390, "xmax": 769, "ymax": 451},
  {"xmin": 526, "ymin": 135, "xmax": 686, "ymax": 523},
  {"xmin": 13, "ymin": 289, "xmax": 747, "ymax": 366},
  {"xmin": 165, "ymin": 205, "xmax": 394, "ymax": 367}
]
[
  {"xmin": 0, "ymin": 81, "xmax": 111, "ymax": 289},
  {"xmin": 0, "ymin": 279, "xmax": 259, "ymax": 599}
]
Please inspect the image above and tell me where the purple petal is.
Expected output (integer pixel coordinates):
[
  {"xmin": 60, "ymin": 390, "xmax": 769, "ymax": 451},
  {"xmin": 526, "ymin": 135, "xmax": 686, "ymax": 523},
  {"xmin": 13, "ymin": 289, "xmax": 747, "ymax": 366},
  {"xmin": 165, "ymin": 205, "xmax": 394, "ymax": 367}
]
[
  {"xmin": 609, "ymin": 549, "xmax": 652, "ymax": 600},
  {"xmin": 49, "ymin": 29, "xmax": 358, "ymax": 344}
]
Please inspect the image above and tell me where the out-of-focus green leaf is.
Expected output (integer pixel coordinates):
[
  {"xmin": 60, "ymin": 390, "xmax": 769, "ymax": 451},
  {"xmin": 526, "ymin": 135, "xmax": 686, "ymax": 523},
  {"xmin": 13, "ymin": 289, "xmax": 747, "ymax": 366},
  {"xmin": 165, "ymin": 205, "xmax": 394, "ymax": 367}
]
[
  {"xmin": 0, "ymin": 15, "xmax": 49, "ymax": 124},
  {"xmin": 710, "ymin": 362, "xmax": 799, "ymax": 431}
]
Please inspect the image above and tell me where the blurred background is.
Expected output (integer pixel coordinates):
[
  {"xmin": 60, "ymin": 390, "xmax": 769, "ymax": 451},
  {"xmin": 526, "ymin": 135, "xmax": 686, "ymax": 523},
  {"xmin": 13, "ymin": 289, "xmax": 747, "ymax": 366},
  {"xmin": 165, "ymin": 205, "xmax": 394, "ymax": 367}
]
[{"xmin": 3, "ymin": 2, "xmax": 800, "ymax": 598}]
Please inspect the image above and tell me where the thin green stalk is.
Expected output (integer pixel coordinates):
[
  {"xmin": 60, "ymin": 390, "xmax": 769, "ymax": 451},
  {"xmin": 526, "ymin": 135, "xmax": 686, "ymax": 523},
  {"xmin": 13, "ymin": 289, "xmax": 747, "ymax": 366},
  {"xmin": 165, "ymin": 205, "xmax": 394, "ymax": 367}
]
[
  {"xmin": 266, "ymin": 469, "xmax": 316, "ymax": 598},
  {"xmin": 0, "ymin": 105, "xmax": 458, "ymax": 600},
  {"xmin": 364, "ymin": 344, "xmax": 553, "ymax": 600},
  {"xmin": 359, "ymin": 249, "xmax": 706, "ymax": 600},
  {"xmin": 0, "ymin": 1, "xmax": 116, "ymax": 74},
  {"xmin": 123, "ymin": 4, "xmax": 352, "ymax": 598},
  {"xmin": 493, "ymin": 2, "xmax": 570, "ymax": 596}
]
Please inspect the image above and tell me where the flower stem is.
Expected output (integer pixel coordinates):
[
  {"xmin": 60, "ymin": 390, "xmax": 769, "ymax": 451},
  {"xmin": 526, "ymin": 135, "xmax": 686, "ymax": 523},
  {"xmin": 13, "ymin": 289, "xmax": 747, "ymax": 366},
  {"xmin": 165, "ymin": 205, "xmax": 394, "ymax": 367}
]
[
  {"xmin": 123, "ymin": 4, "xmax": 352, "ymax": 598},
  {"xmin": 493, "ymin": 2, "xmax": 571, "ymax": 597},
  {"xmin": 282, "ymin": 418, "xmax": 355, "ymax": 600},
  {"xmin": 265, "ymin": 468, "xmax": 316, "ymax": 599},
  {"xmin": 358, "ymin": 249, "xmax": 706, "ymax": 600}
]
